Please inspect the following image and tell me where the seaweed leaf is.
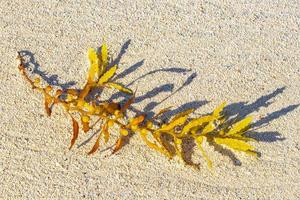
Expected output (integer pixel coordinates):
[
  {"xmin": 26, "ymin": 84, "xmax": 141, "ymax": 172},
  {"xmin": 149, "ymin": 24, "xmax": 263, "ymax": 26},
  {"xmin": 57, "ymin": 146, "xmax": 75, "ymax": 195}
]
[
  {"xmin": 226, "ymin": 116, "xmax": 253, "ymax": 136},
  {"xmin": 130, "ymin": 115, "xmax": 145, "ymax": 126},
  {"xmin": 88, "ymin": 131, "xmax": 102, "ymax": 155},
  {"xmin": 112, "ymin": 136, "xmax": 123, "ymax": 154},
  {"xmin": 181, "ymin": 115, "xmax": 213, "ymax": 135},
  {"xmin": 140, "ymin": 130, "xmax": 171, "ymax": 158},
  {"xmin": 87, "ymin": 48, "xmax": 99, "ymax": 83},
  {"xmin": 98, "ymin": 65, "xmax": 117, "ymax": 85},
  {"xmin": 101, "ymin": 44, "xmax": 108, "ymax": 72},
  {"xmin": 106, "ymin": 82, "xmax": 132, "ymax": 94},
  {"xmin": 214, "ymin": 137, "xmax": 255, "ymax": 152},
  {"xmin": 213, "ymin": 102, "xmax": 226, "ymax": 119},
  {"xmin": 103, "ymin": 123, "xmax": 109, "ymax": 143},
  {"xmin": 69, "ymin": 115, "xmax": 79, "ymax": 150},
  {"xmin": 159, "ymin": 115, "xmax": 188, "ymax": 131}
]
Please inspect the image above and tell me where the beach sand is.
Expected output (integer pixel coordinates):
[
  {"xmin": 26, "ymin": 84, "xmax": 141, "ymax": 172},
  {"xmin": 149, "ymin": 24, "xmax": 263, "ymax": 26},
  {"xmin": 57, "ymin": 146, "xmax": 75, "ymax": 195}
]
[{"xmin": 0, "ymin": 1, "xmax": 299, "ymax": 199}]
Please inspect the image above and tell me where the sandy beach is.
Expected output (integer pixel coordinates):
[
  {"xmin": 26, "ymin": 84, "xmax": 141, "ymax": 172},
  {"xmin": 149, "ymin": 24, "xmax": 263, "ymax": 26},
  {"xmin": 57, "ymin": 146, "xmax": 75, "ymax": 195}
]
[{"xmin": 0, "ymin": 1, "xmax": 299, "ymax": 199}]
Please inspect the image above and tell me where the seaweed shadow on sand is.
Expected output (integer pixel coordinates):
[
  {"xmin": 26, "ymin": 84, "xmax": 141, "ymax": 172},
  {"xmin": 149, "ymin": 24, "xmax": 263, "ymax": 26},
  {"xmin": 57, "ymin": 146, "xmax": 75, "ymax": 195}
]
[
  {"xmin": 18, "ymin": 50, "xmax": 76, "ymax": 90},
  {"xmin": 155, "ymin": 87, "xmax": 298, "ymax": 168},
  {"xmin": 18, "ymin": 41, "xmax": 299, "ymax": 169}
]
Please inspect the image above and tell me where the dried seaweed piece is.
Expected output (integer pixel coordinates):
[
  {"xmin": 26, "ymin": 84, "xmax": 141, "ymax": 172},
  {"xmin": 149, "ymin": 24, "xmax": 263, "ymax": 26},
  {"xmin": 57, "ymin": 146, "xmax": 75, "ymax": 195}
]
[
  {"xmin": 103, "ymin": 102, "xmax": 120, "ymax": 114},
  {"xmin": 87, "ymin": 48, "xmax": 100, "ymax": 83},
  {"xmin": 226, "ymin": 116, "xmax": 252, "ymax": 136},
  {"xmin": 129, "ymin": 115, "xmax": 145, "ymax": 126},
  {"xmin": 106, "ymin": 82, "xmax": 132, "ymax": 94},
  {"xmin": 159, "ymin": 117, "xmax": 187, "ymax": 131},
  {"xmin": 139, "ymin": 129, "xmax": 171, "ymax": 158},
  {"xmin": 87, "ymin": 132, "xmax": 101, "ymax": 155},
  {"xmin": 112, "ymin": 136, "xmax": 123, "ymax": 154},
  {"xmin": 103, "ymin": 122, "xmax": 109, "ymax": 143},
  {"xmin": 212, "ymin": 101, "xmax": 226, "ymax": 119},
  {"xmin": 69, "ymin": 115, "xmax": 79, "ymax": 150},
  {"xmin": 214, "ymin": 138, "xmax": 255, "ymax": 153},
  {"xmin": 98, "ymin": 65, "xmax": 117, "ymax": 85},
  {"xmin": 181, "ymin": 115, "xmax": 213, "ymax": 136},
  {"xmin": 77, "ymin": 84, "xmax": 93, "ymax": 108},
  {"xmin": 18, "ymin": 44, "xmax": 261, "ymax": 169}
]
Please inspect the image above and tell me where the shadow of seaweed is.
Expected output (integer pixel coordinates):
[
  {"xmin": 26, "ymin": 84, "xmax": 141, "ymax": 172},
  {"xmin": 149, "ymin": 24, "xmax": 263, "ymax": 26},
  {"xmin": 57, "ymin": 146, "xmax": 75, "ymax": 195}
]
[
  {"xmin": 206, "ymin": 137, "xmax": 242, "ymax": 166},
  {"xmin": 141, "ymin": 72, "xmax": 199, "ymax": 117},
  {"xmin": 21, "ymin": 41, "xmax": 298, "ymax": 168},
  {"xmin": 108, "ymin": 68, "xmax": 192, "ymax": 103},
  {"xmin": 107, "ymin": 83, "xmax": 175, "ymax": 115},
  {"xmin": 110, "ymin": 39, "xmax": 131, "ymax": 67},
  {"xmin": 127, "ymin": 67, "xmax": 191, "ymax": 87},
  {"xmin": 106, "ymin": 42, "xmax": 196, "ymax": 115},
  {"xmin": 109, "ymin": 40, "xmax": 145, "ymax": 83},
  {"xmin": 224, "ymin": 87, "xmax": 286, "ymax": 119},
  {"xmin": 113, "ymin": 60, "xmax": 145, "ymax": 81},
  {"xmin": 181, "ymin": 137, "xmax": 200, "ymax": 169},
  {"xmin": 252, "ymin": 104, "xmax": 299, "ymax": 128},
  {"xmin": 246, "ymin": 131, "xmax": 285, "ymax": 142},
  {"xmin": 158, "ymin": 100, "xmax": 209, "ymax": 121},
  {"xmin": 103, "ymin": 40, "xmax": 192, "ymax": 106},
  {"xmin": 223, "ymin": 87, "xmax": 299, "ymax": 143},
  {"xmin": 18, "ymin": 50, "xmax": 76, "ymax": 90},
  {"xmin": 135, "ymin": 83, "xmax": 174, "ymax": 103}
]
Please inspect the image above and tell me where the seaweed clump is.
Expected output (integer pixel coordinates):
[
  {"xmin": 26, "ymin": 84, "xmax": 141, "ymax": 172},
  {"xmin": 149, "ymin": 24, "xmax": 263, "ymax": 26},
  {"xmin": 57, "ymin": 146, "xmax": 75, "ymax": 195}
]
[{"xmin": 17, "ymin": 44, "xmax": 259, "ymax": 168}]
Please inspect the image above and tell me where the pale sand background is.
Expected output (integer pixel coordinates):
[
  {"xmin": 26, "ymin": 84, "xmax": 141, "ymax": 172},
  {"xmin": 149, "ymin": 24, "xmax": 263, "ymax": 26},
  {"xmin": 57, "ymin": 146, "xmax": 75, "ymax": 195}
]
[{"xmin": 0, "ymin": 0, "xmax": 299, "ymax": 199}]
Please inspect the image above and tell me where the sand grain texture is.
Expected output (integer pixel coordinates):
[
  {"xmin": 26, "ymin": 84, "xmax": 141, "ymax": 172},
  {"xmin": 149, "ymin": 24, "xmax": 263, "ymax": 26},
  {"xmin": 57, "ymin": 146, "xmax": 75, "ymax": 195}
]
[{"xmin": 0, "ymin": 1, "xmax": 299, "ymax": 199}]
